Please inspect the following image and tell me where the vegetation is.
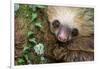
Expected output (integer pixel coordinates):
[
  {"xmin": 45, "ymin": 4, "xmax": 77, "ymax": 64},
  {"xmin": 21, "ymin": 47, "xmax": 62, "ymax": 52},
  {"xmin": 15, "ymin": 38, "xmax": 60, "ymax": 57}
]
[{"xmin": 15, "ymin": 4, "xmax": 47, "ymax": 65}]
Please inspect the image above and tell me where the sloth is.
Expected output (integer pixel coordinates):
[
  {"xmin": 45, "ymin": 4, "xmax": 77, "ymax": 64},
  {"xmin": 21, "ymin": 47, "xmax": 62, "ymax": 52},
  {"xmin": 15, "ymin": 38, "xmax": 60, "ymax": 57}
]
[{"xmin": 45, "ymin": 6, "xmax": 94, "ymax": 62}]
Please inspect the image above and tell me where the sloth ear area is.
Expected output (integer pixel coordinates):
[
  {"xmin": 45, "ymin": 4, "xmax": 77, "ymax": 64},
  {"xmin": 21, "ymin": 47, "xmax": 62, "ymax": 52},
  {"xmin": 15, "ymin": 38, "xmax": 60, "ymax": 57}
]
[{"xmin": 52, "ymin": 20, "xmax": 60, "ymax": 28}]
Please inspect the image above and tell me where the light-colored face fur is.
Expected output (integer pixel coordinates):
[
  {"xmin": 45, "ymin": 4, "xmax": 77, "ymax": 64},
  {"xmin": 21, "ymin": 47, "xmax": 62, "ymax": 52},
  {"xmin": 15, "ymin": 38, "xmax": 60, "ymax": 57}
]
[
  {"xmin": 47, "ymin": 6, "xmax": 94, "ymax": 42},
  {"xmin": 48, "ymin": 7, "xmax": 77, "ymax": 28}
]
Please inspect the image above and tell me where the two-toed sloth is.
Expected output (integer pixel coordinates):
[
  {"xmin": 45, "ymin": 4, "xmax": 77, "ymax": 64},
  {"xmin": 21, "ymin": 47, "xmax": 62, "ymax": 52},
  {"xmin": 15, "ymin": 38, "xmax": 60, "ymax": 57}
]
[{"xmin": 45, "ymin": 6, "xmax": 94, "ymax": 62}]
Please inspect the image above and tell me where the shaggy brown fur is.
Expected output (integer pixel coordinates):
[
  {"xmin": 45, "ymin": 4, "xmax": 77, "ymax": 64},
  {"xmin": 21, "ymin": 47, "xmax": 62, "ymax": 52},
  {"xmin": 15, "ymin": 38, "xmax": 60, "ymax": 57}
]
[{"xmin": 44, "ymin": 6, "xmax": 94, "ymax": 62}]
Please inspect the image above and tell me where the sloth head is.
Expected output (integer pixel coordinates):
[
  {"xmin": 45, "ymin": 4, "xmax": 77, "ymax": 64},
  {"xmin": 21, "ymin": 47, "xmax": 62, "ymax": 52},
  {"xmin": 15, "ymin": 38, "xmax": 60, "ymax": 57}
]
[
  {"xmin": 47, "ymin": 7, "xmax": 81, "ymax": 42},
  {"xmin": 47, "ymin": 6, "xmax": 93, "ymax": 42}
]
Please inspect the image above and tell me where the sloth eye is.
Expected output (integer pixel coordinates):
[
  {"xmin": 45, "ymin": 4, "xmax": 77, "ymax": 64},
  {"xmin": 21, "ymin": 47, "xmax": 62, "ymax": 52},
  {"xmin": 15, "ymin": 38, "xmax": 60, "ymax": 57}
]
[
  {"xmin": 52, "ymin": 20, "xmax": 60, "ymax": 28},
  {"xmin": 72, "ymin": 28, "xmax": 79, "ymax": 37}
]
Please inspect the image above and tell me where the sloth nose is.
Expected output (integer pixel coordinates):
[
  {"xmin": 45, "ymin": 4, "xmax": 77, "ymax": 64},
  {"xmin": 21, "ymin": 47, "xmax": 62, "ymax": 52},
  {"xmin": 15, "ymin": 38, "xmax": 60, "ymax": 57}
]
[
  {"xmin": 58, "ymin": 36, "xmax": 67, "ymax": 42},
  {"xmin": 58, "ymin": 32, "xmax": 68, "ymax": 42},
  {"xmin": 57, "ymin": 26, "xmax": 71, "ymax": 42}
]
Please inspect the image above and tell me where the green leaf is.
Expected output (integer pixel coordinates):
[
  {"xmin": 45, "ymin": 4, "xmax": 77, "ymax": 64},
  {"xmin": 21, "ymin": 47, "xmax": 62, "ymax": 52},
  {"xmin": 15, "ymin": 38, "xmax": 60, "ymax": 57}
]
[
  {"xmin": 17, "ymin": 58, "xmax": 25, "ymax": 65},
  {"xmin": 23, "ymin": 46, "xmax": 30, "ymax": 54},
  {"xmin": 27, "ymin": 31, "xmax": 33, "ymax": 37},
  {"xmin": 24, "ymin": 54, "xmax": 31, "ymax": 64},
  {"xmin": 31, "ymin": 13, "xmax": 37, "ymax": 21},
  {"xmin": 35, "ymin": 22, "xmax": 43, "ymax": 28},
  {"xmin": 34, "ymin": 43, "xmax": 44, "ymax": 55},
  {"xmin": 29, "ymin": 38, "xmax": 37, "ymax": 44},
  {"xmin": 23, "ymin": 46, "xmax": 29, "ymax": 52}
]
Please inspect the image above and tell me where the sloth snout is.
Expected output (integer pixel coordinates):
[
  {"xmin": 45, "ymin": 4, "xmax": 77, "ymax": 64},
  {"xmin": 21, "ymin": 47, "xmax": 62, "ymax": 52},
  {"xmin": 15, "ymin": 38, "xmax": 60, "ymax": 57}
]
[
  {"xmin": 58, "ymin": 34, "xmax": 68, "ymax": 42},
  {"xmin": 57, "ymin": 30, "xmax": 69, "ymax": 42}
]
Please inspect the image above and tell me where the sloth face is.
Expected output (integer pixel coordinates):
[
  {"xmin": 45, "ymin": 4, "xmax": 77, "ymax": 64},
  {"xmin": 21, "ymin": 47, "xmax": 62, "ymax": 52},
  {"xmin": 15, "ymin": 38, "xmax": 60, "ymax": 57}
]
[
  {"xmin": 47, "ymin": 7, "xmax": 80, "ymax": 42},
  {"xmin": 47, "ymin": 6, "xmax": 94, "ymax": 42},
  {"xmin": 50, "ymin": 19, "xmax": 79, "ymax": 42}
]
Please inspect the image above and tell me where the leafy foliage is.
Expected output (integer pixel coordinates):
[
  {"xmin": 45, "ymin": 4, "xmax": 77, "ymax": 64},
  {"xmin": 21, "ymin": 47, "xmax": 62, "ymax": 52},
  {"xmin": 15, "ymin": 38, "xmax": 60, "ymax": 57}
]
[
  {"xmin": 17, "ymin": 58, "xmax": 25, "ymax": 65},
  {"xmin": 16, "ymin": 4, "xmax": 47, "ymax": 65}
]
